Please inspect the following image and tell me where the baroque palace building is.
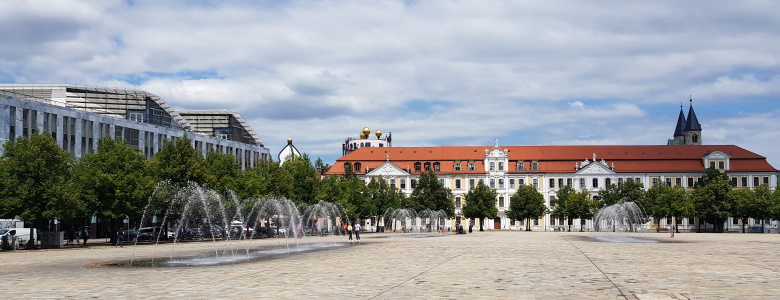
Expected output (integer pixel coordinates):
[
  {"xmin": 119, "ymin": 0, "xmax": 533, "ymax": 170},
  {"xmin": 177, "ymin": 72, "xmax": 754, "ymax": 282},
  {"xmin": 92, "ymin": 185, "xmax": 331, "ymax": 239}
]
[
  {"xmin": 326, "ymin": 103, "xmax": 778, "ymax": 232},
  {"xmin": 0, "ymin": 84, "xmax": 271, "ymax": 168}
]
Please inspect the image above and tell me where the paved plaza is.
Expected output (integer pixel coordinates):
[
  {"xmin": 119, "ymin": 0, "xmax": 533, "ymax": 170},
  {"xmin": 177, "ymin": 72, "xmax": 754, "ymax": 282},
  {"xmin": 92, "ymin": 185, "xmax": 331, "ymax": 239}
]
[{"xmin": 1, "ymin": 231, "xmax": 779, "ymax": 299}]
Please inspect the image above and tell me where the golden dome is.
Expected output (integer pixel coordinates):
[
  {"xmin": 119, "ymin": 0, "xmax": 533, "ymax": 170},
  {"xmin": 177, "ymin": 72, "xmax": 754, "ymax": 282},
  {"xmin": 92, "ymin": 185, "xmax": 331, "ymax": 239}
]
[
  {"xmin": 287, "ymin": 137, "xmax": 293, "ymax": 144},
  {"xmin": 360, "ymin": 127, "xmax": 370, "ymax": 139},
  {"xmin": 375, "ymin": 130, "xmax": 382, "ymax": 138}
]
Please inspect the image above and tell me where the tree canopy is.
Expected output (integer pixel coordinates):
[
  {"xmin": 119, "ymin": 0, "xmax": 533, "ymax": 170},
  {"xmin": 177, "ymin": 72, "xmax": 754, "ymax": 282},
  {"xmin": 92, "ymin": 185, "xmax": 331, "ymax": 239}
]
[
  {"xmin": 409, "ymin": 170, "xmax": 454, "ymax": 217},
  {"xmin": 692, "ymin": 168, "xmax": 732, "ymax": 232},
  {"xmin": 461, "ymin": 181, "xmax": 497, "ymax": 231},
  {"xmin": 598, "ymin": 180, "xmax": 645, "ymax": 207},
  {"xmin": 507, "ymin": 184, "xmax": 546, "ymax": 231}
]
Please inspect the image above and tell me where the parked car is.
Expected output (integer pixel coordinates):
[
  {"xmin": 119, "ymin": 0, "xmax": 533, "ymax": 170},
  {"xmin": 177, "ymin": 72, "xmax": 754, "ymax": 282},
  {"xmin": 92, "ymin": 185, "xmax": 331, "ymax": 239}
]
[
  {"xmin": 137, "ymin": 227, "xmax": 164, "ymax": 240},
  {"xmin": 201, "ymin": 225, "xmax": 225, "ymax": 239}
]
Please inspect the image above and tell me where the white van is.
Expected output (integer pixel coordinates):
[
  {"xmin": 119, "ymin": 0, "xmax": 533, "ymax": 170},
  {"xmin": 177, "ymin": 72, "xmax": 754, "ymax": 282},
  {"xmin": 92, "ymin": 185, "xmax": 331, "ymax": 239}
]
[{"xmin": 0, "ymin": 228, "xmax": 40, "ymax": 248}]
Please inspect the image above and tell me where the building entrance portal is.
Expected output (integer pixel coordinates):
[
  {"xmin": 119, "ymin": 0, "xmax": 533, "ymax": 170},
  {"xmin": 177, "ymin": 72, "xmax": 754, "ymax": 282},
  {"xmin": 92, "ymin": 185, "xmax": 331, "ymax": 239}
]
[{"xmin": 494, "ymin": 218, "xmax": 501, "ymax": 230}]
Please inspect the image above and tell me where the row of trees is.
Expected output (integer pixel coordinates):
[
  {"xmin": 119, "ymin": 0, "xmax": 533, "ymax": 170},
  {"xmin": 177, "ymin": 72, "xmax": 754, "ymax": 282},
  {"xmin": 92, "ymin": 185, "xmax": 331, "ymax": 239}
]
[{"xmin": 0, "ymin": 133, "xmax": 458, "ymax": 231}]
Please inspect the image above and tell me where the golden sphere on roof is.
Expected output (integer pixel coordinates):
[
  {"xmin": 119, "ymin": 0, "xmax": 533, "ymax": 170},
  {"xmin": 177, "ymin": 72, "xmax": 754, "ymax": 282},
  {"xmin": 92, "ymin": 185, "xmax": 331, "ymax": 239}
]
[
  {"xmin": 287, "ymin": 137, "xmax": 293, "ymax": 143},
  {"xmin": 375, "ymin": 130, "xmax": 382, "ymax": 137},
  {"xmin": 362, "ymin": 127, "xmax": 371, "ymax": 135}
]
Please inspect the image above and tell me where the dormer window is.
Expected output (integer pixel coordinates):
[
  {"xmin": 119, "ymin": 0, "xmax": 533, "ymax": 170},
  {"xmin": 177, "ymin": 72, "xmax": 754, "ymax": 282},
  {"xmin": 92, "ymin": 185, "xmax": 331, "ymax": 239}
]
[
  {"xmin": 468, "ymin": 161, "xmax": 475, "ymax": 171},
  {"xmin": 433, "ymin": 162, "xmax": 440, "ymax": 172},
  {"xmin": 531, "ymin": 161, "xmax": 539, "ymax": 171},
  {"xmin": 354, "ymin": 162, "xmax": 362, "ymax": 172},
  {"xmin": 489, "ymin": 162, "xmax": 495, "ymax": 171},
  {"xmin": 454, "ymin": 161, "xmax": 461, "ymax": 171},
  {"xmin": 517, "ymin": 161, "xmax": 524, "ymax": 171},
  {"xmin": 414, "ymin": 162, "xmax": 421, "ymax": 172},
  {"xmin": 424, "ymin": 162, "xmax": 431, "ymax": 171}
]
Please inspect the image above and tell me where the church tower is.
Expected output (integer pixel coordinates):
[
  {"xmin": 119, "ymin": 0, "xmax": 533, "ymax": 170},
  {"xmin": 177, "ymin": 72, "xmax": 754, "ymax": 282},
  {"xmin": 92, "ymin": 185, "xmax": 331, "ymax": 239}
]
[
  {"xmin": 683, "ymin": 98, "xmax": 702, "ymax": 145},
  {"xmin": 668, "ymin": 97, "xmax": 702, "ymax": 145}
]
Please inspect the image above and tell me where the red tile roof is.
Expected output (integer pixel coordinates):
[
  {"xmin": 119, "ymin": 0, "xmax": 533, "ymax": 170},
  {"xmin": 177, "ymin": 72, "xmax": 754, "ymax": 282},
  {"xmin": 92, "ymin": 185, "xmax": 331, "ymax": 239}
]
[{"xmin": 325, "ymin": 145, "xmax": 777, "ymax": 175}]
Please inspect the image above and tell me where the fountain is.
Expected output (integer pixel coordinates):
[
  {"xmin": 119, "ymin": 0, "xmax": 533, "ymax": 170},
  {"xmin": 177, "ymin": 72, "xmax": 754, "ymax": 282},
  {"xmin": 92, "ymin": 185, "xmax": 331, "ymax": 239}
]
[
  {"xmin": 383, "ymin": 208, "xmax": 448, "ymax": 237},
  {"xmin": 591, "ymin": 200, "xmax": 656, "ymax": 243},
  {"xmin": 99, "ymin": 182, "xmax": 351, "ymax": 268}
]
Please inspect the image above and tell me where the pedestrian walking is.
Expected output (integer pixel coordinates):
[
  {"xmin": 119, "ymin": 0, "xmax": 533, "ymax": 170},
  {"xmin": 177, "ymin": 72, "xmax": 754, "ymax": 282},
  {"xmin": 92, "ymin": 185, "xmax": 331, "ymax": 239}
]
[
  {"xmin": 347, "ymin": 224, "xmax": 353, "ymax": 241},
  {"xmin": 670, "ymin": 223, "xmax": 675, "ymax": 238},
  {"xmin": 81, "ymin": 229, "xmax": 89, "ymax": 246},
  {"xmin": 116, "ymin": 229, "xmax": 125, "ymax": 247},
  {"xmin": 354, "ymin": 223, "xmax": 361, "ymax": 241}
]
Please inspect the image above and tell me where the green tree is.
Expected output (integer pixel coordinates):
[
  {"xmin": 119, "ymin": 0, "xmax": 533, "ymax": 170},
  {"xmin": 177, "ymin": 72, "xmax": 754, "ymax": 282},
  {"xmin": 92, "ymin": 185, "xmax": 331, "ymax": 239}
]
[
  {"xmin": 598, "ymin": 180, "xmax": 645, "ymax": 207},
  {"xmin": 147, "ymin": 135, "xmax": 211, "ymax": 187},
  {"xmin": 282, "ymin": 154, "xmax": 320, "ymax": 205},
  {"xmin": 366, "ymin": 177, "xmax": 404, "ymax": 231},
  {"xmin": 70, "ymin": 137, "xmax": 155, "ymax": 239},
  {"xmin": 237, "ymin": 160, "xmax": 293, "ymax": 199},
  {"xmin": 314, "ymin": 157, "xmax": 331, "ymax": 177},
  {"xmin": 729, "ymin": 188, "xmax": 760, "ymax": 233},
  {"xmin": 692, "ymin": 168, "xmax": 732, "ymax": 232},
  {"xmin": 205, "ymin": 150, "xmax": 242, "ymax": 195},
  {"xmin": 644, "ymin": 184, "xmax": 693, "ymax": 231},
  {"xmin": 553, "ymin": 186, "xmax": 597, "ymax": 231},
  {"xmin": 0, "ymin": 132, "xmax": 78, "ymax": 227},
  {"xmin": 316, "ymin": 175, "xmax": 366, "ymax": 221},
  {"xmin": 461, "ymin": 181, "xmax": 497, "ymax": 231},
  {"xmin": 409, "ymin": 170, "xmax": 454, "ymax": 217},
  {"xmin": 752, "ymin": 184, "xmax": 774, "ymax": 231},
  {"xmin": 507, "ymin": 184, "xmax": 546, "ymax": 231}
]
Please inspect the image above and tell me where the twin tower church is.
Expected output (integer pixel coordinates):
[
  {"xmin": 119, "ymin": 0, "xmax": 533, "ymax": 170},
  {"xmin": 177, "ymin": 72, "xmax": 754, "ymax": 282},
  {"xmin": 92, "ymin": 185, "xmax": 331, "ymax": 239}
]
[{"xmin": 325, "ymin": 100, "xmax": 777, "ymax": 232}]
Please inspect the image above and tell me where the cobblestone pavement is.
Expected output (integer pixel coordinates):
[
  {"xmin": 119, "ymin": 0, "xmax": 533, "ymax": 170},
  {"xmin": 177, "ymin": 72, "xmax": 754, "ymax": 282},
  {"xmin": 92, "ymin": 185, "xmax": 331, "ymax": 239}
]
[{"xmin": 1, "ymin": 231, "xmax": 779, "ymax": 299}]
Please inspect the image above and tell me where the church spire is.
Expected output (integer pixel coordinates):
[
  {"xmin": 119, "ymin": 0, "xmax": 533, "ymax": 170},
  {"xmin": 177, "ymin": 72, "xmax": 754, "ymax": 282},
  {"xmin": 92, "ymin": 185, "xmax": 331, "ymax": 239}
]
[
  {"xmin": 673, "ymin": 102, "xmax": 686, "ymax": 137},
  {"xmin": 685, "ymin": 96, "xmax": 701, "ymax": 131}
]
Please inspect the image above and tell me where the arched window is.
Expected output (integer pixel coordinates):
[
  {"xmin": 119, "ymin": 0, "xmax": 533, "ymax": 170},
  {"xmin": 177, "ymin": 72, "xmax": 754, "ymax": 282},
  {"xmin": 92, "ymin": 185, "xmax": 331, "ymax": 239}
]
[
  {"xmin": 433, "ymin": 162, "xmax": 440, "ymax": 171},
  {"xmin": 424, "ymin": 162, "xmax": 431, "ymax": 171},
  {"xmin": 692, "ymin": 134, "xmax": 699, "ymax": 143},
  {"xmin": 414, "ymin": 162, "xmax": 421, "ymax": 172}
]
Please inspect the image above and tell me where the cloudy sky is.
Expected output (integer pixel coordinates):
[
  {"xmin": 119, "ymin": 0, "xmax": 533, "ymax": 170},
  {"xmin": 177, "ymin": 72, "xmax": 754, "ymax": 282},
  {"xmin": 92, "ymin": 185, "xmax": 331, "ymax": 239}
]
[{"xmin": 2, "ymin": 0, "xmax": 779, "ymax": 168}]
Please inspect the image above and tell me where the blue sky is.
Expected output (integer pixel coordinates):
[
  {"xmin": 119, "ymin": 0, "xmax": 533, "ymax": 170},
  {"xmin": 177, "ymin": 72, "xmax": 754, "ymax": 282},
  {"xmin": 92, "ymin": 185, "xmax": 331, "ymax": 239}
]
[{"xmin": 2, "ymin": 0, "xmax": 779, "ymax": 168}]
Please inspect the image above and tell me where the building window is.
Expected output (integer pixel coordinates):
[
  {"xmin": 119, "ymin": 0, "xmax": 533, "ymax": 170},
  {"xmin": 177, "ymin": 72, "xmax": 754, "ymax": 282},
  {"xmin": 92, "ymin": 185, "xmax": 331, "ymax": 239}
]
[
  {"xmin": 652, "ymin": 178, "xmax": 659, "ymax": 186},
  {"xmin": 469, "ymin": 178, "xmax": 475, "ymax": 188},
  {"xmin": 635, "ymin": 177, "xmax": 641, "ymax": 183},
  {"xmin": 592, "ymin": 178, "xmax": 598, "ymax": 188},
  {"xmin": 498, "ymin": 162, "xmax": 504, "ymax": 171},
  {"xmin": 605, "ymin": 178, "xmax": 611, "ymax": 186},
  {"xmin": 753, "ymin": 176, "xmax": 759, "ymax": 187},
  {"xmin": 533, "ymin": 178, "xmax": 538, "ymax": 188},
  {"xmin": 517, "ymin": 161, "xmax": 524, "ymax": 171},
  {"xmin": 531, "ymin": 161, "xmax": 539, "ymax": 171},
  {"xmin": 509, "ymin": 179, "xmax": 515, "ymax": 189},
  {"xmin": 400, "ymin": 179, "xmax": 406, "ymax": 189},
  {"xmin": 567, "ymin": 178, "xmax": 572, "ymax": 187},
  {"xmin": 411, "ymin": 179, "xmax": 418, "ymax": 189},
  {"xmin": 731, "ymin": 177, "xmax": 738, "ymax": 186},
  {"xmin": 489, "ymin": 162, "xmax": 495, "ymax": 171},
  {"xmin": 8, "ymin": 106, "xmax": 16, "ymax": 142},
  {"xmin": 618, "ymin": 178, "xmax": 624, "ymax": 185},
  {"xmin": 579, "ymin": 178, "xmax": 585, "ymax": 189},
  {"xmin": 439, "ymin": 179, "xmax": 445, "ymax": 186},
  {"xmin": 764, "ymin": 177, "xmax": 770, "ymax": 185},
  {"xmin": 558, "ymin": 178, "xmax": 564, "ymax": 188},
  {"xmin": 719, "ymin": 161, "xmax": 725, "ymax": 169},
  {"xmin": 709, "ymin": 161, "xmax": 716, "ymax": 169},
  {"xmin": 549, "ymin": 178, "xmax": 555, "ymax": 188},
  {"xmin": 390, "ymin": 178, "xmax": 396, "ymax": 188},
  {"xmin": 498, "ymin": 179, "xmax": 504, "ymax": 189},
  {"xmin": 518, "ymin": 178, "xmax": 525, "ymax": 185},
  {"xmin": 688, "ymin": 177, "xmax": 694, "ymax": 187},
  {"xmin": 498, "ymin": 196, "xmax": 505, "ymax": 207},
  {"xmin": 455, "ymin": 179, "xmax": 461, "ymax": 189},
  {"xmin": 454, "ymin": 162, "xmax": 461, "ymax": 171},
  {"xmin": 414, "ymin": 162, "xmax": 421, "ymax": 172},
  {"xmin": 354, "ymin": 162, "xmax": 362, "ymax": 172},
  {"xmin": 434, "ymin": 162, "xmax": 440, "ymax": 172},
  {"xmin": 676, "ymin": 178, "xmax": 682, "ymax": 186},
  {"xmin": 424, "ymin": 162, "xmax": 431, "ymax": 171},
  {"xmin": 455, "ymin": 197, "xmax": 462, "ymax": 208},
  {"xmin": 490, "ymin": 179, "xmax": 495, "ymax": 189},
  {"xmin": 741, "ymin": 177, "xmax": 748, "ymax": 187},
  {"xmin": 468, "ymin": 161, "xmax": 475, "ymax": 171}
]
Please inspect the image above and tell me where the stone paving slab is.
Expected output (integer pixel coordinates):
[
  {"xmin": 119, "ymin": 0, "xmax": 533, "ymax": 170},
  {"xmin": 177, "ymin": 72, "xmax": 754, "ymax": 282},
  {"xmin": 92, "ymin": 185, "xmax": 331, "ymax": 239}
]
[{"xmin": 1, "ymin": 232, "xmax": 779, "ymax": 299}]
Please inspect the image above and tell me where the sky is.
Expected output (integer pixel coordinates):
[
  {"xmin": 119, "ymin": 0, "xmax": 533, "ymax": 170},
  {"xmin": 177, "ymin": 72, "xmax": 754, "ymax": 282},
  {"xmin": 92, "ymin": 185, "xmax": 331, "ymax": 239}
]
[{"xmin": 2, "ymin": 0, "xmax": 779, "ymax": 168}]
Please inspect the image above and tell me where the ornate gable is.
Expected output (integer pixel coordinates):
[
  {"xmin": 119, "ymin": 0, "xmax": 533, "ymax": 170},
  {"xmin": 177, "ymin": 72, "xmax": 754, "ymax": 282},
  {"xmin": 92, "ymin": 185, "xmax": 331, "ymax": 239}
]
[
  {"xmin": 366, "ymin": 161, "xmax": 409, "ymax": 176},
  {"xmin": 575, "ymin": 154, "xmax": 616, "ymax": 175}
]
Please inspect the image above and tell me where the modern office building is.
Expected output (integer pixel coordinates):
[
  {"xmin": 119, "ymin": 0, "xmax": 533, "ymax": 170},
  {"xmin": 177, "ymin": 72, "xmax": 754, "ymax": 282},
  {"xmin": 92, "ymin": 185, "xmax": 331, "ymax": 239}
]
[
  {"xmin": 0, "ymin": 84, "xmax": 271, "ymax": 168},
  {"xmin": 326, "ymin": 103, "xmax": 778, "ymax": 232}
]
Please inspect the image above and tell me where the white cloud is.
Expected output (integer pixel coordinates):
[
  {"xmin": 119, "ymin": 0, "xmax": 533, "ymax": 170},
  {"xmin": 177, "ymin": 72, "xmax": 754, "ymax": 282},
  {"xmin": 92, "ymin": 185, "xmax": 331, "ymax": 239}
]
[{"xmin": 3, "ymin": 0, "xmax": 780, "ymax": 167}]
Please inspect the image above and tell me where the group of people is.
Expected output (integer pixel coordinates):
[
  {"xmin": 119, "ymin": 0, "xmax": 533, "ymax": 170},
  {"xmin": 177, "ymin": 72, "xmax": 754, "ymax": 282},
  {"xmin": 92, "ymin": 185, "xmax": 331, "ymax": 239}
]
[
  {"xmin": 66, "ymin": 227, "xmax": 89, "ymax": 246},
  {"xmin": 344, "ymin": 222, "xmax": 361, "ymax": 242}
]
